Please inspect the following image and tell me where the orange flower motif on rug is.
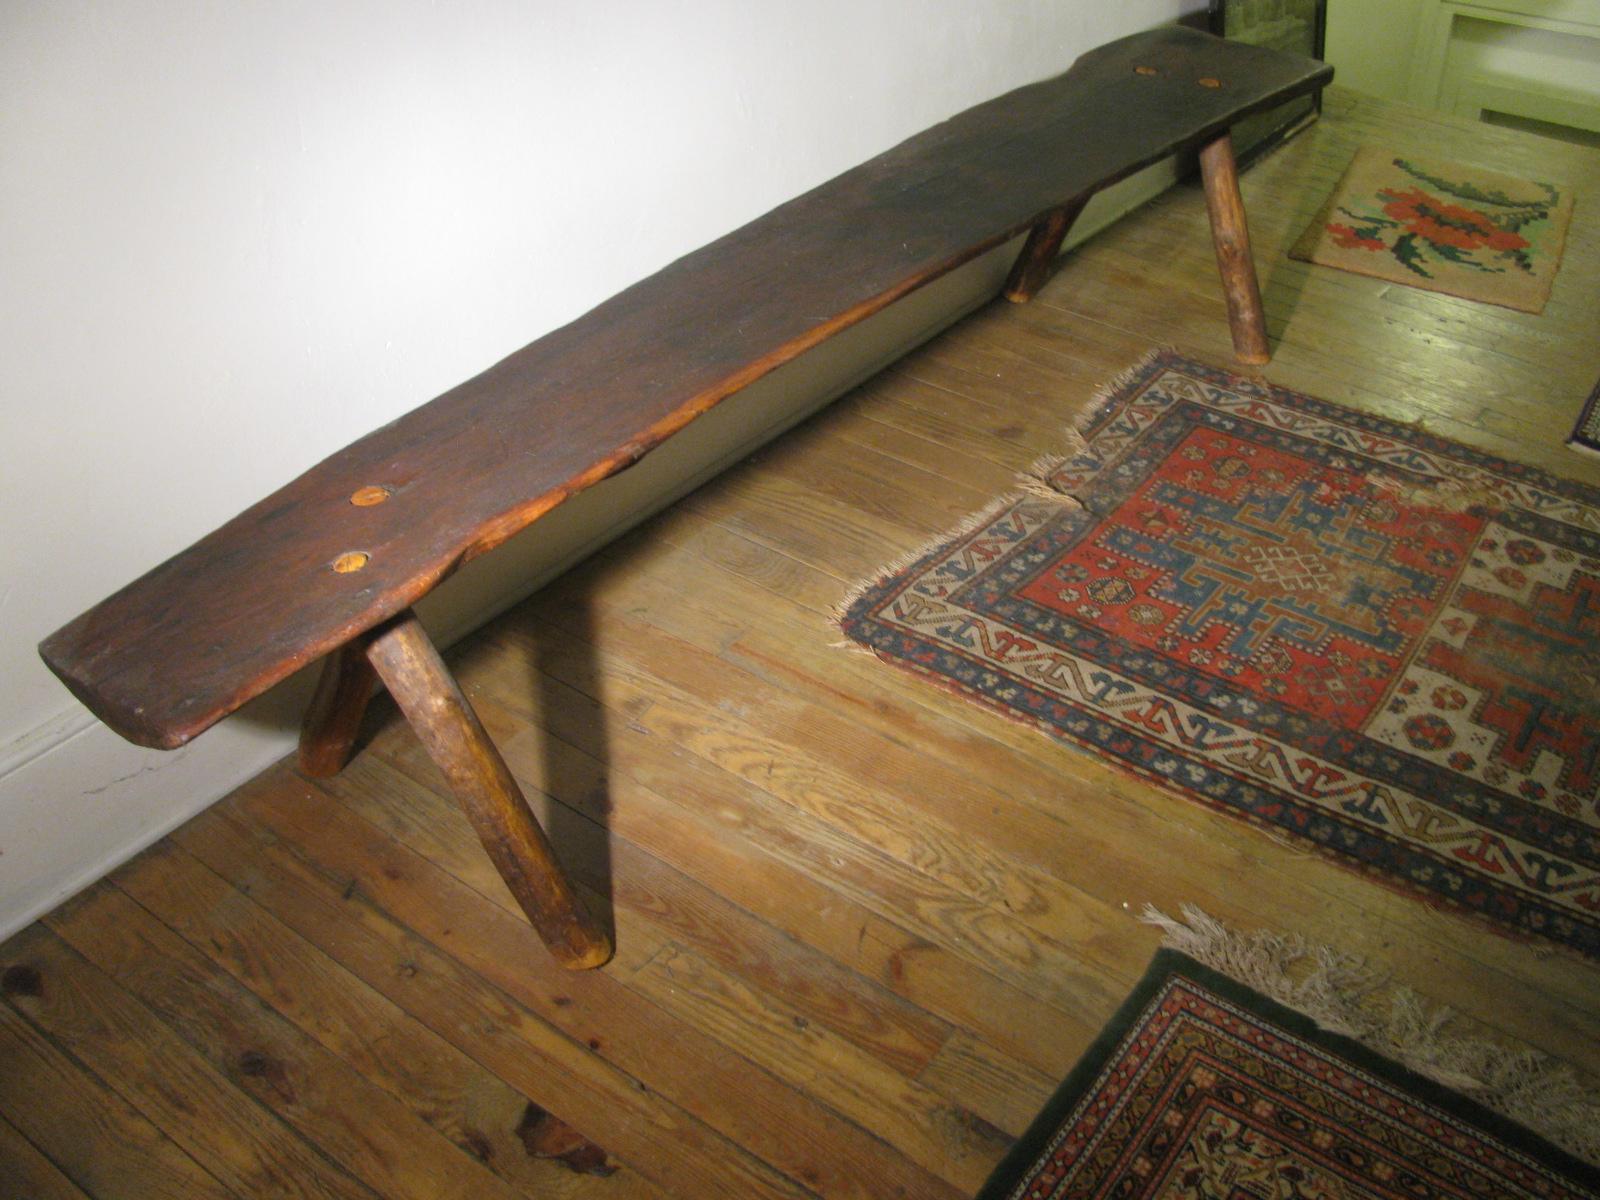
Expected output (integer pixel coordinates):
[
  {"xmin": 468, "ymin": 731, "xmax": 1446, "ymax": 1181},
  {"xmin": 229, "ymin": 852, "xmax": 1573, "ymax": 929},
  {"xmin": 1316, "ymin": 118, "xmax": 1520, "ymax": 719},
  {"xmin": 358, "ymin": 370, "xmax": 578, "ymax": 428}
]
[{"xmin": 1290, "ymin": 147, "xmax": 1573, "ymax": 312}]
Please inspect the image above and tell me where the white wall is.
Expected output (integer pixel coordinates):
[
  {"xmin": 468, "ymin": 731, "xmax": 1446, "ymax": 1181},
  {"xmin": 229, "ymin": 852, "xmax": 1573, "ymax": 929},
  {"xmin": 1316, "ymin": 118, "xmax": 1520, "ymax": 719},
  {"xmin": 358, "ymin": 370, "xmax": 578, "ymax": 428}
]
[
  {"xmin": 1326, "ymin": 0, "xmax": 1600, "ymax": 115},
  {"xmin": 1325, "ymin": 0, "xmax": 1427, "ymax": 100},
  {"xmin": 0, "ymin": 0, "xmax": 1195, "ymax": 936}
]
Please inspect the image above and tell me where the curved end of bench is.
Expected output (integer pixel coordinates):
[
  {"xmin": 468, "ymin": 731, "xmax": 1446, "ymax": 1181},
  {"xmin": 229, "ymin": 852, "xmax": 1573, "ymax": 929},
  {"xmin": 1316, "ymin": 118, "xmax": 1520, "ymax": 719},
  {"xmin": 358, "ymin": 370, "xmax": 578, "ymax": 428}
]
[{"xmin": 37, "ymin": 638, "xmax": 186, "ymax": 750}]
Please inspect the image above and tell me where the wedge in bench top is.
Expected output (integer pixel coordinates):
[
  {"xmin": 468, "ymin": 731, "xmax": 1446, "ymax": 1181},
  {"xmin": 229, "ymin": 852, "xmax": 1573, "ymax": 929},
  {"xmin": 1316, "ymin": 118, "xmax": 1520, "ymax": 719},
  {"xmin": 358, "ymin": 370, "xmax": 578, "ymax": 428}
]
[{"xmin": 39, "ymin": 26, "xmax": 1328, "ymax": 751}]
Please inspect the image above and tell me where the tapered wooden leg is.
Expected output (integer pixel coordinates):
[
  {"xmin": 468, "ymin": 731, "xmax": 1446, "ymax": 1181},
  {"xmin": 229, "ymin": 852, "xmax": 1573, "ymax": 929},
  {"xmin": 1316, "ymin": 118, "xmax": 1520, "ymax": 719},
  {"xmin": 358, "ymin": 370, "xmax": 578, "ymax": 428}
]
[
  {"xmin": 1003, "ymin": 196, "xmax": 1088, "ymax": 303},
  {"xmin": 365, "ymin": 610, "xmax": 613, "ymax": 969},
  {"xmin": 1198, "ymin": 131, "xmax": 1271, "ymax": 365},
  {"xmin": 298, "ymin": 637, "xmax": 377, "ymax": 777}
]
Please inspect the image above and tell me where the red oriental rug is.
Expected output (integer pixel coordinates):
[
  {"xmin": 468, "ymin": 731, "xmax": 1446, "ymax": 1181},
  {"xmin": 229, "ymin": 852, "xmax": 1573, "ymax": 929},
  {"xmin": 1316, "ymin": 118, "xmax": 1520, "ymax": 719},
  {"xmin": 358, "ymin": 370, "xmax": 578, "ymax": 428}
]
[
  {"xmin": 837, "ymin": 352, "xmax": 1600, "ymax": 959},
  {"xmin": 976, "ymin": 945, "xmax": 1600, "ymax": 1198}
]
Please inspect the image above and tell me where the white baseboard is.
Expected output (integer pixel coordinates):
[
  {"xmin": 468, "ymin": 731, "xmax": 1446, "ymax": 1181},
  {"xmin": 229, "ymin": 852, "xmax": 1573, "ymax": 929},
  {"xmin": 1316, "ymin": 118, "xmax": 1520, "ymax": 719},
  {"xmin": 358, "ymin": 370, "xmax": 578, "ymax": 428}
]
[
  {"xmin": 0, "ymin": 710, "xmax": 294, "ymax": 942},
  {"xmin": 0, "ymin": 156, "xmax": 1182, "ymax": 938}
]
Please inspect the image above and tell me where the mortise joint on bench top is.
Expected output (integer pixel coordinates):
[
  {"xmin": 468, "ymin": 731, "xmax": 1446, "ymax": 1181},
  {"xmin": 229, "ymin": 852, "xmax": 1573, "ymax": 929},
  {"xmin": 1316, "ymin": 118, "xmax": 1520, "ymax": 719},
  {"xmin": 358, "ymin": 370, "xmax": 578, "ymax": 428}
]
[{"xmin": 37, "ymin": 26, "xmax": 1330, "ymax": 968}]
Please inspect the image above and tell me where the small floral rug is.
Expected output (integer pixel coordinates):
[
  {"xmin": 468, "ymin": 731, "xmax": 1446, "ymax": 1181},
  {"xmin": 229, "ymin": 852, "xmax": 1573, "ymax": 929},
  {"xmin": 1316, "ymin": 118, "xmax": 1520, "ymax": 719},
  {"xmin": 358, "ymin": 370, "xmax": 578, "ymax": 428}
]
[
  {"xmin": 1289, "ymin": 147, "xmax": 1573, "ymax": 313},
  {"xmin": 838, "ymin": 352, "xmax": 1600, "ymax": 960},
  {"xmin": 976, "ymin": 938, "xmax": 1600, "ymax": 1198}
]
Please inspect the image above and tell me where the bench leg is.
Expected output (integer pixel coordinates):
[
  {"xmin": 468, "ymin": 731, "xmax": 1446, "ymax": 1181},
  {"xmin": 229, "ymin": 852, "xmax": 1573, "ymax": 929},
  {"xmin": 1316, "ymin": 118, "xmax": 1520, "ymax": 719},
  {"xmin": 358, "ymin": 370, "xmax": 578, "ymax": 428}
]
[
  {"xmin": 1198, "ymin": 131, "xmax": 1271, "ymax": 365},
  {"xmin": 298, "ymin": 637, "xmax": 377, "ymax": 778},
  {"xmin": 365, "ymin": 610, "xmax": 613, "ymax": 970},
  {"xmin": 1003, "ymin": 196, "xmax": 1088, "ymax": 303}
]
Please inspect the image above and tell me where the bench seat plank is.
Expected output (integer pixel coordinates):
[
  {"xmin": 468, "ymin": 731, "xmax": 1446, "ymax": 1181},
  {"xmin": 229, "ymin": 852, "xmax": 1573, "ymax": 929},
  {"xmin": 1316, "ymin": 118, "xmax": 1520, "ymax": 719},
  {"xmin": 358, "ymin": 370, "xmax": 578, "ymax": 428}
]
[{"xmin": 41, "ymin": 27, "xmax": 1329, "ymax": 749}]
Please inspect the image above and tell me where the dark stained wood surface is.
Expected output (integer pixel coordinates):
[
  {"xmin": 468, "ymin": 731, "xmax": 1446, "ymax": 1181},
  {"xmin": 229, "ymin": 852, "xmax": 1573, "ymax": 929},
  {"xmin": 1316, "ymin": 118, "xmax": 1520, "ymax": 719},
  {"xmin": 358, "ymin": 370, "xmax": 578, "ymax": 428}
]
[
  {"xmin": 1002, "ymin": 197, "xmax": 1086, "ymax": 303},
  {"xmin": 39, "ymin": 27, "xmax": 1330, "ymax": 749},
  {"xmin": 297, "ymin": 636, "xmax": 376, "ymax": 778}
]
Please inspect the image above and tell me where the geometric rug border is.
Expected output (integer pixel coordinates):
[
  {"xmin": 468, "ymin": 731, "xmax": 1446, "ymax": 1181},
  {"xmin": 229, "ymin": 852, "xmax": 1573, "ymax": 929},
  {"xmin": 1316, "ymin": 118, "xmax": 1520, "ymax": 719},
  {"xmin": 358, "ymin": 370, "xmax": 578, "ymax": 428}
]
[
  {"xmin": 974, "ymin": 947, "xmax": 1600, "ymax": 1198},
  {"xmin": 1070, "ymin": 351, "xmax": 1600, "ymax": 502},
  {"xmin": 843, "ymin": 622, "xmax": 1578, "ymax": 958},
  {"xmin": 839, "ymin": 349, "xmax": 1600, "ymax": 963}
]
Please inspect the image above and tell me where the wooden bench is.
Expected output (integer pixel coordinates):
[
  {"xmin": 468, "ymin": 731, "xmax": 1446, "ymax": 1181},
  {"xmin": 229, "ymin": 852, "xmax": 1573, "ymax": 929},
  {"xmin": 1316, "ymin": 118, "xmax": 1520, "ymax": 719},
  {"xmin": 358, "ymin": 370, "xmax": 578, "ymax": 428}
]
[{"xmin": 39, "ymin": 27, "xmax": 1331, "ymax": 970}]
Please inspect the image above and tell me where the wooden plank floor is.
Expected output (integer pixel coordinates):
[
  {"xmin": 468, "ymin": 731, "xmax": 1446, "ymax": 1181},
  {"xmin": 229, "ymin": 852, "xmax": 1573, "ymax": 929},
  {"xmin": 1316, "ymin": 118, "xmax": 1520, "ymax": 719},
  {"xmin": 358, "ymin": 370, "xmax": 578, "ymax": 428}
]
[{"xmin": 5, "ymin": 86, "xmax": 1598, "ymax": 1198}]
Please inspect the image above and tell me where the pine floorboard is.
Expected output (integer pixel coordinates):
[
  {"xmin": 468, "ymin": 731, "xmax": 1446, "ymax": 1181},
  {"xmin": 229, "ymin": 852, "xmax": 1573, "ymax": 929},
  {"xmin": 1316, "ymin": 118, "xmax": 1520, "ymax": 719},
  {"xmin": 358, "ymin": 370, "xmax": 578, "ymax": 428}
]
[{"xmin": 4, "ymin": 85, "xmax": 1598, "ymax": 1197}]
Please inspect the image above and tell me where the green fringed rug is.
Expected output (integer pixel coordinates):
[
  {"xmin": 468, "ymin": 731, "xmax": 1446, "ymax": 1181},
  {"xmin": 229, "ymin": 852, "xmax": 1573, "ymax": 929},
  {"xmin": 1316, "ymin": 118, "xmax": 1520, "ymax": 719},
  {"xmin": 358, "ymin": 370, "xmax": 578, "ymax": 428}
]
[{"xmin": 979, "ymin": 912, "xmax": 1599, "ymax": 1199}]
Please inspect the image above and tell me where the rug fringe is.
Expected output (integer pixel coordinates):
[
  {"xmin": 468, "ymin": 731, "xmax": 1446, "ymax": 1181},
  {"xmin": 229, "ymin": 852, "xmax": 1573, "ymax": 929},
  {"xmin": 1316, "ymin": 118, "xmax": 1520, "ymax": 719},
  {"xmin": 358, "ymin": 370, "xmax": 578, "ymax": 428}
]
[
  {"xmin": 826, "ymin": 635, "xmax": 886, "ymax": 660},
  {"xmin": 830, "ymin": 491, "xmax": 1038, "ymax": 631},
  {"xmin": 1141, "ymin": 904, "xmax": 1600, "ymax": 1166},
  {"xmin": 1071, "ymin": 347, "xmax": 1172, "ymax": 440},
  {"xmin": 835, "ymin": 347, "xmax": 1168, "ymax": 630},
  {"xmin": 1012, "ymin": 472, "xmax": 1076, "ymax": 503},
  {"xmin": 1023, "ymin": 347, "xmax": 1175, "ymax": 488}
]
